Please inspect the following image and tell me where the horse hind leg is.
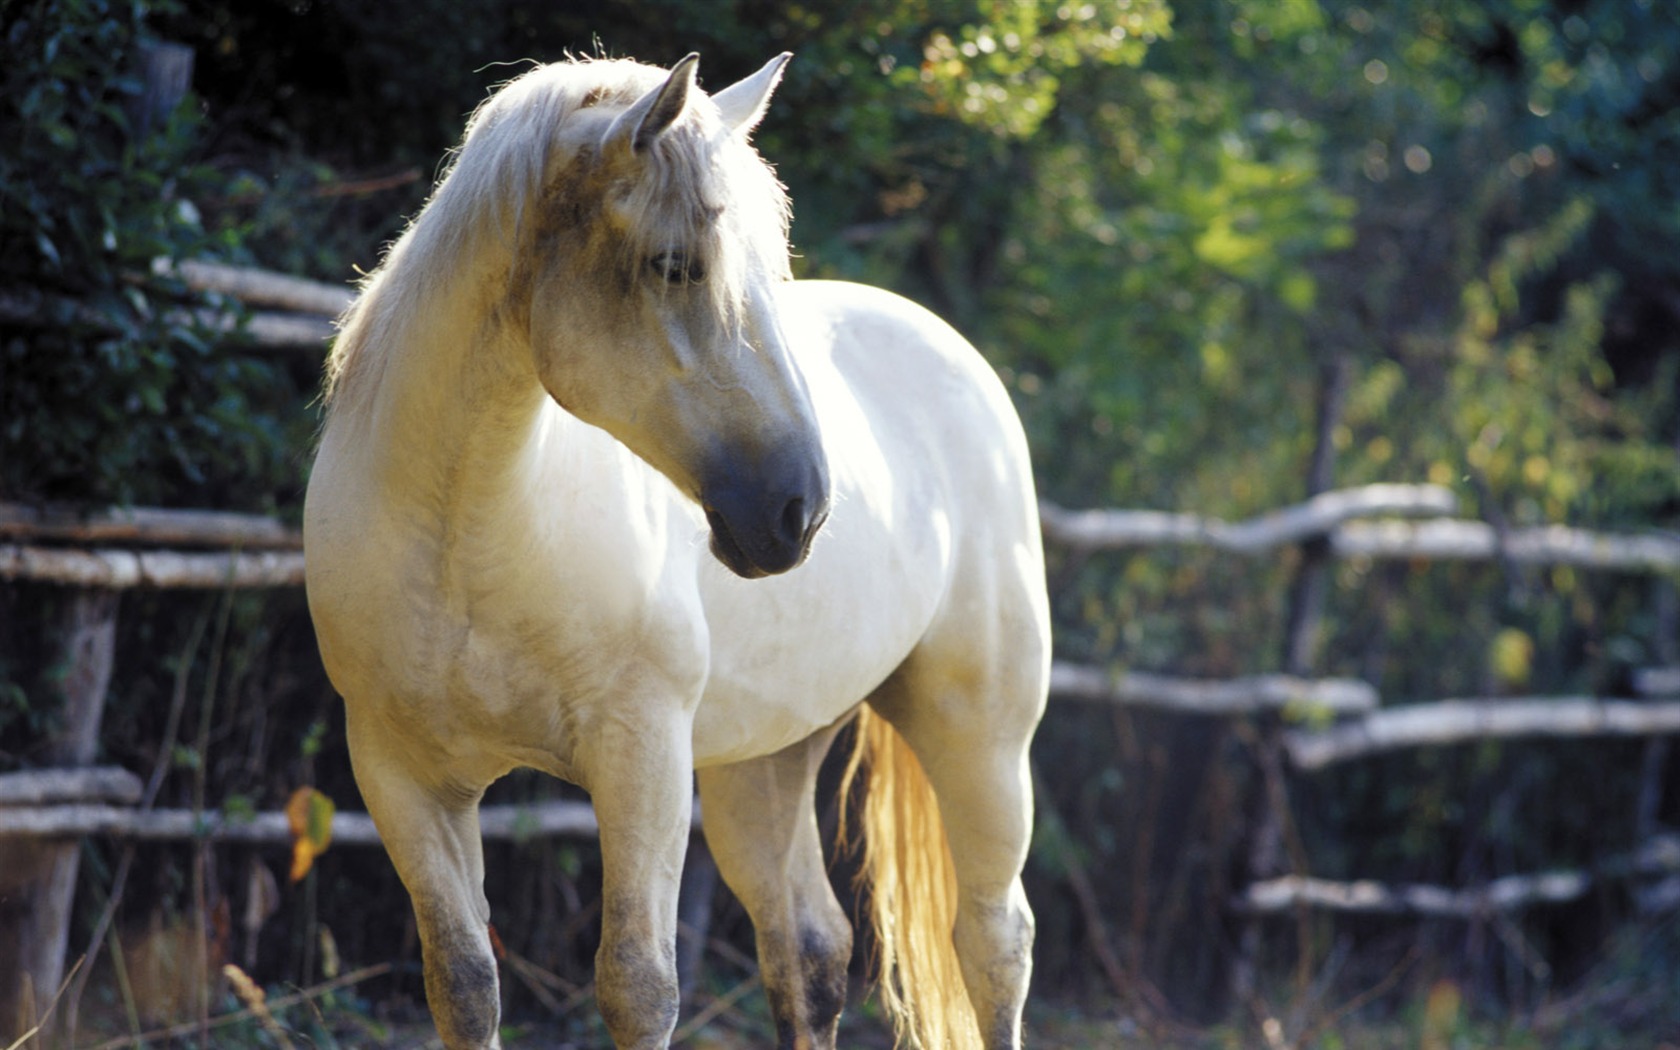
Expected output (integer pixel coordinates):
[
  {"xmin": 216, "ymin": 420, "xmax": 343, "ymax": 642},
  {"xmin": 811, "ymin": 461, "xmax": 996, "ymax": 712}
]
[
  {"xmin": 696, "ymin": 724, "xmax": 852, "ymax": 1050},
  {"xmin": 347, "ymin": 719, "xmax": 501, "ymax": 1049},
  {"xmin": 864, "ymin": 597, "xmax": 1049, "ymax": 1050}
]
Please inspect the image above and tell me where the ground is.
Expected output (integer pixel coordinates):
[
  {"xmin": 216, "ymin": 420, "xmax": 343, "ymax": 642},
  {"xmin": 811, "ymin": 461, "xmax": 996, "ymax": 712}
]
[{"xmin": 63, "ymin": 915, "xmax": 1680, "ymax": 1050}]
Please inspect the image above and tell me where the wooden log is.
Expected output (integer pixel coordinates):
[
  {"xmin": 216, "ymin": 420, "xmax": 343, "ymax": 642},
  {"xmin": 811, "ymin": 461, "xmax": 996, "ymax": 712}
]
[
  {"xmin": 151, "ymin": 258, "xmax": 353, "ymax": 317},
  {"xmin": 1234, "ymin": 835, "xmax": 1680, "ymax": 917},
  {"xmin": 0, "ymin": 799, "xmax": 696, "ymax": 842},
  {"xmin": 1039, "ymin": 483, "xmax": 1458, "ymax": 553},
  {"xmin": 1285, "ymin": 698, "xmax": 1680, "ymax": 771},
  {"xmin": 1049, "ymin": 661, "xmax": 1377, "ymax": 717},
  {"xmin": 0, "ymin": 503, "xmax": 299, "ymax": 549},
  {"xmin": 0, "ymin": 545, "xmax": 305, "ymax": 589},
  {"xmin": 0, "ymin": 768, "xmax": 142, "ymax": 808},
  {"xmin": 1333, "ymin": 519, "xmax": 1680, "ymax": 572}
]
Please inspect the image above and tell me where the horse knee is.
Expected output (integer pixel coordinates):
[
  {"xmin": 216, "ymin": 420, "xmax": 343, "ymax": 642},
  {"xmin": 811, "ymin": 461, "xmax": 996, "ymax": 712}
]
[
  {"xmin": 595, "ymin": 941, "xmax": 680, "ymax": 1048},
  {"xmin": 421, "ymin": 927, "xmax": 502, "ymax": 1049}
]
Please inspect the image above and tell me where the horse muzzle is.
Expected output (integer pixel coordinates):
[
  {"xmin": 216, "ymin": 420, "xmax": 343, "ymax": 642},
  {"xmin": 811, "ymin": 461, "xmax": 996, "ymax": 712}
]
[{"xmin": 702, "ymin": 458, "xmax": 830, "ymax": 579}]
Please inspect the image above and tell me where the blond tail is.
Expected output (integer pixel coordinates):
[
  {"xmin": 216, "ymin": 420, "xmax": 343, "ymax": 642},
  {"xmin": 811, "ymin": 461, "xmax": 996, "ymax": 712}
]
[{"xmin": 839, "ymin": 707, "xmax": 982, "ymax": 1050}]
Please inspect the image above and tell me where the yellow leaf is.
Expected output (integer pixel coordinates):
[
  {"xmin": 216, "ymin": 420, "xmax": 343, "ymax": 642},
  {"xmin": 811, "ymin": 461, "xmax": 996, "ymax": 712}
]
[
  {"xmin": 286, "ymin": 787, "xmax": 335, "ymax": 883},
  {"xmin": 1490, "ymin": 628, "xmax": 1534, "ymax": 689}
]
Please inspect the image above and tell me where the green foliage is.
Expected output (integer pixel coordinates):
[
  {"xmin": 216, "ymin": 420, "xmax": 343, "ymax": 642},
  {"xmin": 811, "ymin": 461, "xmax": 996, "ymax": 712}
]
[
  {"xmin": 901, "ymin": 0, "xmax": 1166, "ymax": 139},
  {"xmin": 0, "ymin": 0, "xmax": 305, "ymax": 507}
]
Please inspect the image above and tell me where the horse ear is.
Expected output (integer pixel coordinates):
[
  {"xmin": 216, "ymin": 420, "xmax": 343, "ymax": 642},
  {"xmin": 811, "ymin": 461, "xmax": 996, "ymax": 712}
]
[
  {"xmin": 609, "ymin": 52, "xmax": 700, "ymax": 156},
  {"xmin": 712, "ymin": 53, "xmax": 792, "ymax": 137}
]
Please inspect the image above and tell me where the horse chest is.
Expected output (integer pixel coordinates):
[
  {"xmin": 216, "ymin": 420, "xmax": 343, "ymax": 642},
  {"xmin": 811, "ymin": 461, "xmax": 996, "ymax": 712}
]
[{"xmin": 317, "ymin": 521, "xmax": 705, "ymax": 775}]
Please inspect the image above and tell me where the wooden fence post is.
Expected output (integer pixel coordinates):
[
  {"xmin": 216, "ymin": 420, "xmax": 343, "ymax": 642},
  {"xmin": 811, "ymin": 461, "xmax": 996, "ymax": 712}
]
[
  {"xmin": 0, "ymin": 590, "xmax": 119, "ymax": 1043},
  {"xmin": 1233, "ymin": 354, "xmax": 1351, "ymax": 1012}
]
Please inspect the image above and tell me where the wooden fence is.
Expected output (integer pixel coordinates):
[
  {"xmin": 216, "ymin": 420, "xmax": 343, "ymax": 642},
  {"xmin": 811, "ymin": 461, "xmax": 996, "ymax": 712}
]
[
  {"xmin": 6, "ymin": 481, "xmax": 1676, "ymax": 876},
  {"xmin": 1040, "ymin": 492, "xmax": 1680, "ymax": 893},
  {"xmin": 4, "ymin": 261, "xmax": 1680, "ymax": 1033}
]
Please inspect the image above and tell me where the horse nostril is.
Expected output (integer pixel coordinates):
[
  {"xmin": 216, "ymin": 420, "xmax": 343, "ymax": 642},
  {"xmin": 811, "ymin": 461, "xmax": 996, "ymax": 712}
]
[{"xmin": 778, "ymin": 497, "xmax": 807, "ymax": 547}]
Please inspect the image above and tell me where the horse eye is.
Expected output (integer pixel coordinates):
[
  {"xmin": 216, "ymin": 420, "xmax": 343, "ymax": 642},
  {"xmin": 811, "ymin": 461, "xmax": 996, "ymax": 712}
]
[{"xmin": 649, "ymin": 251, "xmax": 703, "ymax": 285}]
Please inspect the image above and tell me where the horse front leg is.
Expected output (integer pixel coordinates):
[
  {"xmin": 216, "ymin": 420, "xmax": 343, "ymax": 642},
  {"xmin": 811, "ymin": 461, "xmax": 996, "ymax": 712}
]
[
  {"xmin": 347, "ymin": 716, "xmax": 500, "ymax": 1050},
  {"xmin": 581, "ymin": 706, "xmax": 696, "ymax": 1049}
]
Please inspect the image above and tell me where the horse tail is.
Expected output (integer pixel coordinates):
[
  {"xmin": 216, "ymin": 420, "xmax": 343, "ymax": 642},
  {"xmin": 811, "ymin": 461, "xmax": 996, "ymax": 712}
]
[{"xmin": 839, "ymin": 706, "xmax": 982, "ymax": 1050}]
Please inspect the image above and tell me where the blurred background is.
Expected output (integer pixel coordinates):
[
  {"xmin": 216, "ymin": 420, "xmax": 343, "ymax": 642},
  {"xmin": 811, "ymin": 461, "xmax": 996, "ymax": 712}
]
[{"xmin": 3, "ymin": 1, "xmax": 1678, "ymax": 1046}]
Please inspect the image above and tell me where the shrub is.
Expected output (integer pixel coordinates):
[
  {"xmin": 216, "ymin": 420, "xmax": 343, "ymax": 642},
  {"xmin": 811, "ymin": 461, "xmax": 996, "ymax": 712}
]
[{"xmin": 0, "ymin": 0, "xmax": 307, "ymax": 509}]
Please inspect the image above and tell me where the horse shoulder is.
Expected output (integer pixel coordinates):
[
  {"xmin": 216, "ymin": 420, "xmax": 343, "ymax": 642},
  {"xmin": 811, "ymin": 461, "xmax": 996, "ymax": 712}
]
[{"xmin": 306, "ymin": 412, "xmax": 713, "ymax": 778}]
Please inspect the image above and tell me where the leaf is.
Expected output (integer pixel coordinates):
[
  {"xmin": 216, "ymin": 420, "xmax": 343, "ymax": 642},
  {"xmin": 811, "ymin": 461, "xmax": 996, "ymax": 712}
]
[
  {"xmin": 1490, "ymin": 628, "xmax": 1534, "ymax": 689},
  {"xmin": 285, "ymin": 786, "xmax": 335, "ymax": 882}
]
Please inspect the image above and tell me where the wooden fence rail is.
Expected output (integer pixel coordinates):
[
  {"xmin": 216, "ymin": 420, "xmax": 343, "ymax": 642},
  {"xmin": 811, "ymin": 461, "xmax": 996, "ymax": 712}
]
[
  {"xmin": 1235, "ymin": 835, "xmax": 1680, "ymax": 918},
  {"xmin": 150, "ymin": 258, "xmax": 354, "ymax": 318},
  {"xmin": 0, "ymin": 283, "xmax": 336, "ymax": 350},
  {"xmin": 0, "ymin": 503, "xmax": 300, "ymax": 548},
  {"xmin": 1039, "ymin": 483, "xmax": 1461, "ymax": 553},
  {"xmin": 0, "ymin": 545, "xmax": 305, "ymax": 589},
  {"xmin": 1041, "ymin": 487, "xmax": 1680, "ymax": 570},
  {"xmin": 1286, "ymin": 697, "xmax": 1680, "ymax": 771},
  {"xmin": 1334, "ymin": 518, "xmax": 1680, "ymax": 573},
  {"xmin": 1049, "ymin": 662, "xmax": 1378, "ymax": 717},
  {"xmin": 0, "ymin": 798, "xmax": 630, "ymax": 844}
]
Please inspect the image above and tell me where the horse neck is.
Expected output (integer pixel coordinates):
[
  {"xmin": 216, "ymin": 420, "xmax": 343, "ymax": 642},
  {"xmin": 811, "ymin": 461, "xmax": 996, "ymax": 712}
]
[{"xmin": 330, "ymin": 230, "xmax": 550, "ymax": 516}]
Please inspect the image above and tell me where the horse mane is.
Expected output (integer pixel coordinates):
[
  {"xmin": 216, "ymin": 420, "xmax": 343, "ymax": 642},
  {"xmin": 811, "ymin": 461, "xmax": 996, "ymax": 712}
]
[{"xmin": 323, "ymin": 56, "xmax": 793, "ymax": 413}]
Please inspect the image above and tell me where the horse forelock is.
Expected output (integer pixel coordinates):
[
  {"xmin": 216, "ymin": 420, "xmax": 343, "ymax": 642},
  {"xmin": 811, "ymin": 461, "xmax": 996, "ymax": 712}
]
[
  {"xmin": 323, "ymin": 57, "xmax": 792, "ymax": 410},
  {"xmin": 615, "ymin": 119, "xmax": 792, "ymax": 328}
]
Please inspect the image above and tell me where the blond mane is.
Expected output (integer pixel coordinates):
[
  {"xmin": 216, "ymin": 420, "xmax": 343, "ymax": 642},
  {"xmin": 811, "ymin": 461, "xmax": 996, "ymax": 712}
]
[{"xmin": 322, "ymin": 57, "xmax": 792, "ymax": 414}]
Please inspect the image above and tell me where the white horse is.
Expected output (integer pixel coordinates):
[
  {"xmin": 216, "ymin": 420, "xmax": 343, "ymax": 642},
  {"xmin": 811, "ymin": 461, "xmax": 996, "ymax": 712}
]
[{"xmin": 304, "ymin": 52, "xmax": 1048, "ymax": 1050}]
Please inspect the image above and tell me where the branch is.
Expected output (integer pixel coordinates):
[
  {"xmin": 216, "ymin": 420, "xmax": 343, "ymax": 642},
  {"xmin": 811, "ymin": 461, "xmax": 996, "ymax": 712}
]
[
  {"xmin": 0, "ymin": 545, "xmax": 305, "ymax": 589},
  {"xmin": 0, "ymin": 767, "xmax": 141, "ymax": 807},
  {"xmin": 0, "ymin": 503, "xmax": 299, "ymax": 549},
  {"xmin": 1285, "ymin": 698, "xmax": 1680, "ymax": 771},
  {"xmin": 1333, "ymin": 519, "xmax": 1680, "ymax": 572},
  {"xmin": 1050, "ymin": 661, "xmax": 1377, "ymax": 717},
  {"xmin": 1040, "ymin": 484, "xmax": 1458, "ymax": 553}
]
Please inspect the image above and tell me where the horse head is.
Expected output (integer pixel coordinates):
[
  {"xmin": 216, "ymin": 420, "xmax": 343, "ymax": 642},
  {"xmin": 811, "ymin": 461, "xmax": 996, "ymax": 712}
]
[{"xmin": 521, "ymin": 54, "xmax": 829, "ymax": 578}]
